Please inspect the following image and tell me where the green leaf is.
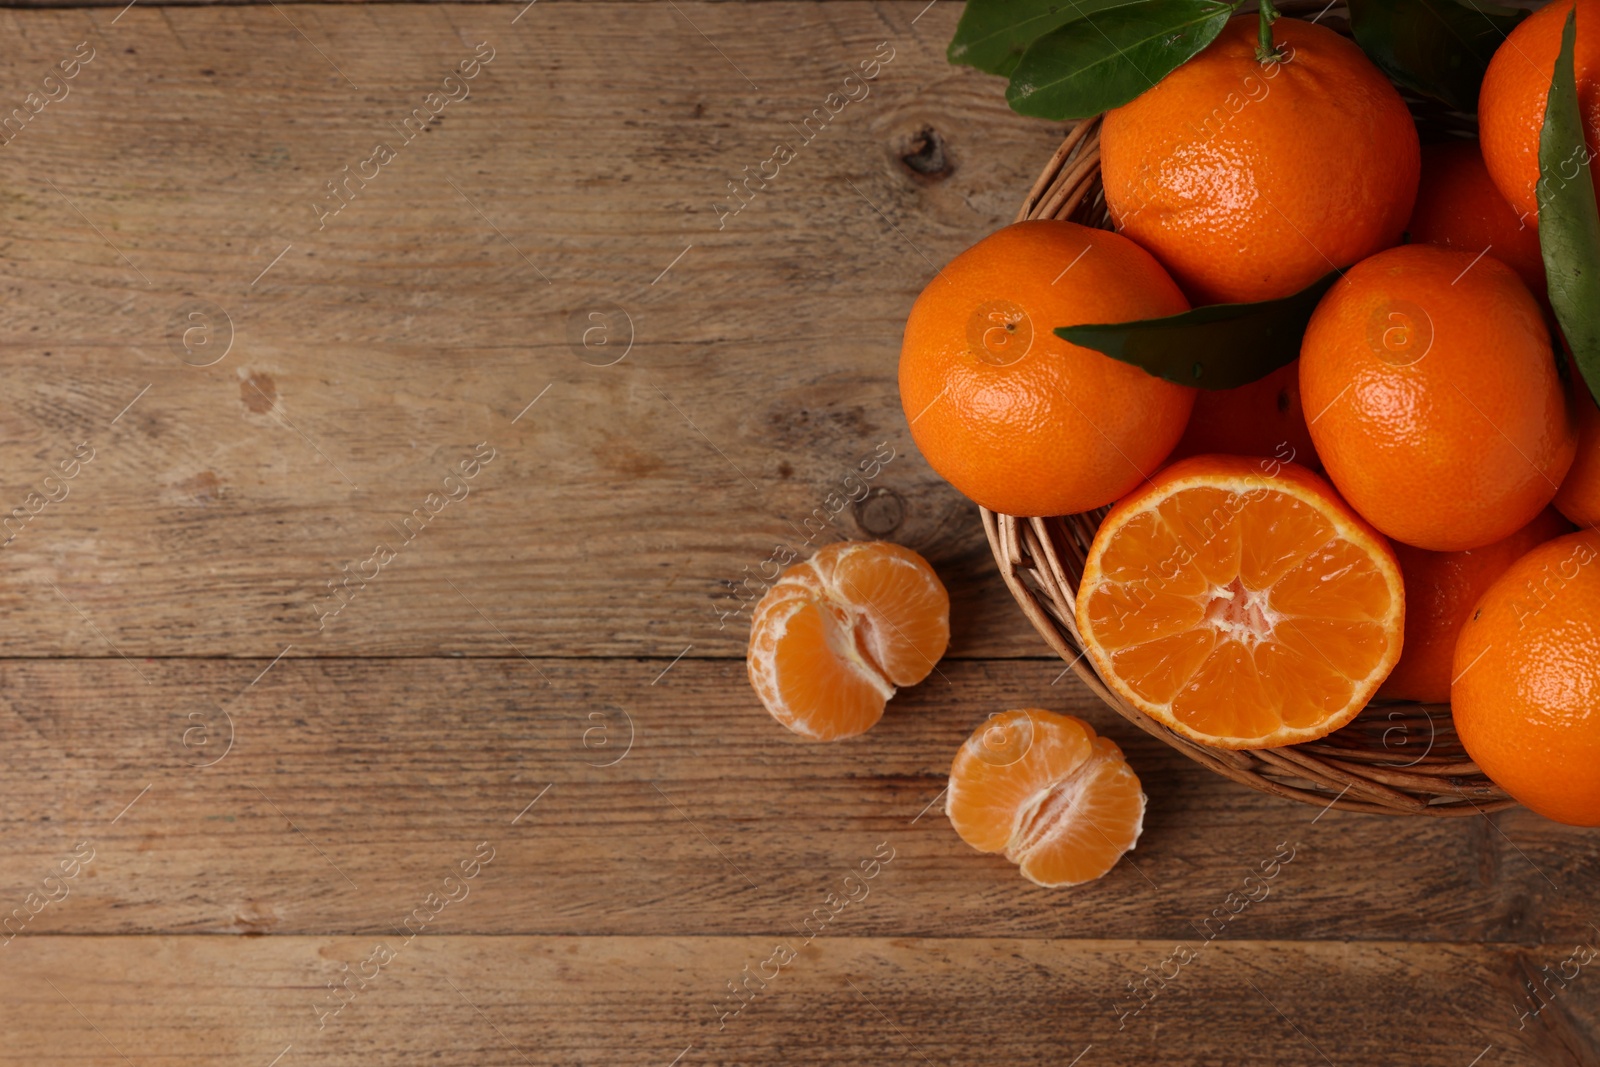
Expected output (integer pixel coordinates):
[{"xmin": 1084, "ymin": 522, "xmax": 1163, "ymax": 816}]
[
  {"xmin": 1538, "ymin": 7, "xmax": 1600, "ymax": 407},
  {"xmin": 948, "ymin": 0, "xmax": 1150, "ymax": 78},
  {"xmin": 1056, "ymin": 271, "xmax": 1341, "ymax": 389},
  {"xmin": 1347, "ymin": 0, "xmax": 1525, "ymax": 113},
  {"xmin": 1006, "ymin": 0, "xmax": 1235, "ymax": 121}
]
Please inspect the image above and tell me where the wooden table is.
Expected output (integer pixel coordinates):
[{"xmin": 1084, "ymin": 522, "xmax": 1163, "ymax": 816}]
[{"xmin": 0, "ymin": 2, "xmax": 1595, "ymax": 1063}]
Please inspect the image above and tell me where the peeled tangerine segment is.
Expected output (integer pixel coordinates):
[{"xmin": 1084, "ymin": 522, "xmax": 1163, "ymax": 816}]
[
  {"xmin": 1076, "ymin": 456, "xmax": 1405, "ymax": 750},
  {"xmin": 747, "ymin": 541, "xmax": 950, "ymax": 740},
  {"xmin": 828, "ymin": 542, "xmax": 951, "ymax": 686},
  {"xmin": 946, "ymin": 710, "xmax": 1146, "ymax": 887}
]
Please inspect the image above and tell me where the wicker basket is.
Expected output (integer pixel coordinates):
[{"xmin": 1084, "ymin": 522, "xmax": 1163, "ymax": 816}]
[{"xmin": 983, "ymin": 112, "xmax": 1517, "ymax": 817}]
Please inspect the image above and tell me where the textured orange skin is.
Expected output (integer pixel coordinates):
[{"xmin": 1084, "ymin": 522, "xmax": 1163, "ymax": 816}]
[
  {"xmin": 1300, "ymin": 244, "xmax": 1577, "ymax": 552},
  {"xmin": 1479, "ymin": 0, "xmax": 1600, "ymax": 225},
  {"xmin": 898, "ymin": 220, "xmax": 1194, "ymax": 517},
  {"xmin": 1101, "ymin": 16, "xmax": 1419, "ymax": 305},
  {"xmin": 1555, "ymin": 384, "xmax": 1600, "ymax": 527},
  {"xmin": 1453, "ymin": 529, "xmax": 1600, "ymax": 826},
  {"xmin": 1168, "ymin": 360, "xmax": 1320, "ymax": 469},
  {"xmin": 1407, "ymin": 140, "xmax": 1547, "ymax": 301},
  {"xmin": 1380, "ymin": 508, "xmax": 1572, "ymax": 703}
]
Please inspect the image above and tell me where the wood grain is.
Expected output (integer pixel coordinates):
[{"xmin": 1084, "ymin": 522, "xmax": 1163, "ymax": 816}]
[
  {"xmin": 1, "ymin": 657, "xmax": 1595, "ymax": 944},
  {"xmin": 6, "ymin": 934, "xmax": 1597, "ymax": 1066},
  {"xmin": 0, "ymin": 1, "xmax": 1061, "ymax": 660}
]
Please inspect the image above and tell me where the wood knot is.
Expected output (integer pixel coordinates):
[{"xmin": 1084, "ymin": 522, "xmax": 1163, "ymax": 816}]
[
  {"xmin": 899, "ymin": 126, "xmax": 953, "ymax": 183},
  {"xmin": 853, "ymin": 486, "xmax": 906, "ymax": 537}
]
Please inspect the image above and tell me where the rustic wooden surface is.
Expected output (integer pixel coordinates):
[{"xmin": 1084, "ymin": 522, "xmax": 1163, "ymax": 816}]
[{"xmin": 0, "ymin": 2, "xmax": 1597, "ymax": 1064}]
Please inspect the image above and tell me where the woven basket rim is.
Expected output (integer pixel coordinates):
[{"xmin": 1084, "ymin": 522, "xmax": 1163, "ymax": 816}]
[{"xmin": 986, "ymin": 110, "xmax": 1516, "ymax": 817}]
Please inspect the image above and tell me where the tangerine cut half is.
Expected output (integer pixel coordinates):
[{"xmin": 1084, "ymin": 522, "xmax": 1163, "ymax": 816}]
[
  {"xmin": 946, "ymin": 710, "xmax": 1145, "ymax": 887},
  {"xmin": 1075, "ymin": 455, "xmax": 1405, "ymax": 750},
  {"xmin": 747, "ymin": 541, "xmax": 950, "ymax": 741}
]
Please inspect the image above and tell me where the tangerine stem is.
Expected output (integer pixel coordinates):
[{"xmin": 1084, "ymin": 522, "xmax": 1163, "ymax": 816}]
[{"xmin": 1256, "ymin": 0, "xmax": 1287, "ymax": 63}]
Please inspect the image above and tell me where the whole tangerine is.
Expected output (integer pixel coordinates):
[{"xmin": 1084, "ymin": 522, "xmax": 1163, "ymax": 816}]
[
  {"xmin": 1554, "ymin": 381, "xmax": 1600, "ymax": 528},
  {"xmin": 1407, "ymin": 139, "xmax": 1547, "ymax": 301},
  {"xmin": 1479, "ymin": 0, "xmax": 1600, "ymax": 225},
  {"xmin": 1101, "ymin": 15, "xmax": 1419, "ymax": 305},
  {"xmin": 1167, "ymin": 361, "xmax": 1319, "ymax": 469},
  {"xmin": 1453, "ymin": 529, "xmax": 1600, "ymax": 826},
  {"xmin": 1300, "ymin": 243, "xmax": 1576, "ymax": 552},
  {"xmin": 899, "ymin": 219, "xmax": 1194, "ymax": 517},
  {"xmin": 1379, "ymin": 507, "xmax": 1572, "ymax": 704}
]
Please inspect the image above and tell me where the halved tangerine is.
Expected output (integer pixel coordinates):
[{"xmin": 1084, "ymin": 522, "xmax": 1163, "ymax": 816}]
[
  {"xmin": 747, "ymin": 540, "xmax": 950, "ymax": 740},
  {"xmin": 1075, "ymin": 455, "xmax": 1405, "ymax": 750},
  {"xmin": 946, "ymin": 710, "xmax": 1145, "ymax": 887}
]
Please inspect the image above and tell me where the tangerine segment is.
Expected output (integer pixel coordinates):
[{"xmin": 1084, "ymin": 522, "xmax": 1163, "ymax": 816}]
[
  {"xmin": 825, "ymin": 541, "xmax": 951, "ymax": 686},
  {"xmin": 748, "ymin": 591, "xmax": 891, "ymax": 741},
  {"xmin": 747, "ymin": 541, "xmax": 950, "ymax": 741},
  {"xmin": 946, "ymin": 710, "xmax": 1145, "ymax": 888},
  {"xmin": 1076, "ymin": 456, "xmax": 1405, "ymax": 750}
]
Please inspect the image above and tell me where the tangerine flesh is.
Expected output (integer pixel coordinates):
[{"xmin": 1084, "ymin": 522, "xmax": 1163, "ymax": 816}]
[
  {"xmin": 1076, "ymin": 455, "xmax": 1405, "ymax": 750},
  {"xmin": 946, "ymin": 710, "xmax": 1145, "ymax": 887},
  {"xmin": 747, "ymin": 541, "xmax": 949, "ymax": 741}
]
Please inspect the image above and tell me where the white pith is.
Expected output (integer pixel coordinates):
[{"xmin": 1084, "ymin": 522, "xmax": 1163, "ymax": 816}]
[
  {"xmin": 1202, "ymin": 577, "xmax": 1283, "ymax": 648},
  {"xmin": 1002, "ymin": 750, "xmax": 1147, "ymax": 889}
]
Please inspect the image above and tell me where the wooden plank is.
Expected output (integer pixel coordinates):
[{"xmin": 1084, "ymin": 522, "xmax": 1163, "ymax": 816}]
[
  {"xmin": 5, "ymin": 934, "xmax": 1596, "ymax": 1065},
  {"xmin": 2, "ymin": 657, "xmax": 1596, "ymax": 942},
  {"xmin": 0, "ymin": 2, "xmax": 1059, "ymax": 659}
]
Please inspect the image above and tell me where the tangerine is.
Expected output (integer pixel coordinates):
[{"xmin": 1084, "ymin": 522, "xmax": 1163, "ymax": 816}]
[
  {"xmin": 747, "ymin": 540, "xmax": 949, "ymax": 740},
  {"xmin": 1407, "ymin": 139, "xmax": 1546, "ymax": 300},
  {"xmin": 1479, "ymin": 0, "xmax": 1600, "ymax": 225},
  {"xmin": 1101, "ymin": 15, "xmax": 1419, "ymax": 305},
  {"xmin": 1168, "ymin": 361, "xmax": 1318, "ymax": 469},
  {"xmin": 1300, "ymin": 243, "xmax": 1576, "ymax": 552},
  {"xmin": 1453, "ymin": 529, "xmax": 1600, "ymax": 825},
  {"xmin": 1379, "ymin": 508, "xmax": 1572, "ymax": 704},
  {"xmin": 899, "ymin": 220, "xmax": 1194, "ymax": 517},
  {"xmin": 1075, "ymin": 455, "xmax": 1405, "ymax": 750},
  {"xmin": 1554, "ymin": 382, "xmax": 1600, "ymax": 528},
  {"xmin": 945, "ymin": 709, "xmax": 1145, "ymax": 887}
]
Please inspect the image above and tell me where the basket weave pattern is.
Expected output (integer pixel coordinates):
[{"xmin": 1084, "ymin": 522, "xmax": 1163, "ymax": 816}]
[{"xmin": 982, "ymin": 118, "xmax": 1516, "ymax": 817}]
